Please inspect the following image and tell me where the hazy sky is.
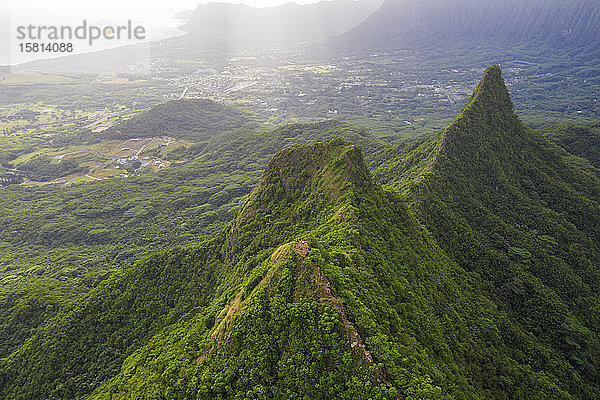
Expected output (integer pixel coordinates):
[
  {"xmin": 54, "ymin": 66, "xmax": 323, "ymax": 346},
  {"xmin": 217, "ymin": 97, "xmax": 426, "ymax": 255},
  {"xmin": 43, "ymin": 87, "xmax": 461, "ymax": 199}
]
[
  {"xmin": 6, "ymin": 0, "xmax": 325, "ymax": 20},
  {"xmin": 2, "ymin": 0, "xmax": 328, "ymax": 65},
  {"xmin": 3, "ymin": 0, "xmax": 375, "ymax": 65},
  {"xmin": 5, "ymin": 0, "xmax": 330, "ymax": 30}
]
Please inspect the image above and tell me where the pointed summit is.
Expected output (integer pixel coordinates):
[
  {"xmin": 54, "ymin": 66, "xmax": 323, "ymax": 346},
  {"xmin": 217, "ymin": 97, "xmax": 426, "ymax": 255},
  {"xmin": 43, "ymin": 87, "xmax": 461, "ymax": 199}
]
[
  {"xmin": 262, "ymin": 137, "xmax": 370, "ymax": 193},
  {"xmin": 456, "ymin": 64, "xmax": 518, "ymax": 127},
  {"xmin": 469, "ymin": 65, "xmax": 514, "ymax": 114},
  {"xmin": 435, "ymin": 65, "xmax": 528, "ymax": 160},
  {"xmin": 232, "ymin": 138, "xmax": 371, "ymax": 237},
  {"xmin": 243, "ymin": 138, "xmax": 370, "ymax": 212}
]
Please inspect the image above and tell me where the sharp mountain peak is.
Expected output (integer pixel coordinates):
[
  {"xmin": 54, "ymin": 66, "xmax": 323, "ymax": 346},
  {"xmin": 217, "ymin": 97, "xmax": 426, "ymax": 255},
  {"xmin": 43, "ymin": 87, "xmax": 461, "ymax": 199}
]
[
  {"xmin": 435, "ymin": 65, "xmax": 529, "ymax": 160},
  {"xmin": 232, "ymin": 137, "xmax": 370, "ymax": 234},
  {"xmin": 470, "ymin": 65, "xmax": 514, "ymax": 111}
]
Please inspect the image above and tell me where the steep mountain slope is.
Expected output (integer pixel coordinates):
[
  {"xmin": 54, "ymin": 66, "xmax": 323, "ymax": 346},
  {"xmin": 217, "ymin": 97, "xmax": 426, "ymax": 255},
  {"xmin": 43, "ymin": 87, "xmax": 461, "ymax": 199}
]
[
  {"xmin": 543, "ymin": 121, "xmax": 600, "ymax": 170},
  {"xmin": 382, "ymin": 65, "xmax": 600, "ymax": 397},
  {"xmin": 0, "ymin": 119, "xmax": 382, "ymax": 363},
  {"xmin": 86, "ymin": 140, "xmax": 591, "ymax": 400},
  {"xmin": 2, "ymin": 134, "xmax": 596, "ymax": 399},
  {"xmin": 0, "ymin": 139, "xmax": 398, "ymax": 399},
  {"xmin": 334, "ymin": 0, "xmax": 600, "ymax": 50}
]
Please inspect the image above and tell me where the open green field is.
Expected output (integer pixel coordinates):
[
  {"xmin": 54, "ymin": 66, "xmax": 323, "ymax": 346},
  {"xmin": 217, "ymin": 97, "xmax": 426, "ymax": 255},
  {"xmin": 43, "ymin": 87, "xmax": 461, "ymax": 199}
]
[{"xmin": 0, "ymin": 72, "xmax": 83, "ymax": 86}]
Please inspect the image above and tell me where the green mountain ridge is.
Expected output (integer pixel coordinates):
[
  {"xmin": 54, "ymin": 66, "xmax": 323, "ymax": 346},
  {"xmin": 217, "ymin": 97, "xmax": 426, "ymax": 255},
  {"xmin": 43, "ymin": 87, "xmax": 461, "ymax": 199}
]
[
  {"xmin": 435, "ymin": 65, "xmax": 528, "ymax": 158},
  {"xmin": 2, "ymin": 66, "xmax": 600, "ymax": 399},
  {"xmin": 404, "ymin": 66, "xmax": 600, "ymax": 397},
  {"xmin": 543, "ymin": 121, "xmax": 600, "ymax": 170},
  {"xmin": 0, "ymin": 118, "xmax": 380, "ymax": 363}
]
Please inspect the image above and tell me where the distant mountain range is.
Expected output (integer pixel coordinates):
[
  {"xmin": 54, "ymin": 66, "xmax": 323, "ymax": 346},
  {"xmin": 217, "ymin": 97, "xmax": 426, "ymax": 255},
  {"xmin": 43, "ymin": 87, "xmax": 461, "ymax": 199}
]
[
  {"xmin": 179, "ymin": 0, "xmax": 383, "ymax": 49},
  {"xmin": 333, "ymin": 0, "xmax": 600, "ymax": 50},
  {"xmin": 172, "ymin": 9, "xmax": 194, "ymax": 20},
  {"xmin": 13, "ymin": 0, "xmax": 599, "ymax": 73},
  {"xmin": 178, "ymin": 0, "xmax": 600, "ymax": 52}
]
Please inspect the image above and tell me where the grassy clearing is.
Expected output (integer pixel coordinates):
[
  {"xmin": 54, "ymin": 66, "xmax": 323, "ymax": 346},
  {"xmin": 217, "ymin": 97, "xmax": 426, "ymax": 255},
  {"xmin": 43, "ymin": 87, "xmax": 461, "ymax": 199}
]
[{"xmin": 0, "ymin": 72, "xmax": 81, "ymax": 86}]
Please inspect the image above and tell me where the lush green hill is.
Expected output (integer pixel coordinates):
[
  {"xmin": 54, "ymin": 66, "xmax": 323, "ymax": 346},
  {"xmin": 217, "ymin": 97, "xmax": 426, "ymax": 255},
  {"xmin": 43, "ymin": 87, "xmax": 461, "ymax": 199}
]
[
  {"xmin": 0, "ymin": 138, "xmax": 514, "ymax": 399},
  {"xmin": 0, "ymin": 119, "xmax": 380, "ymax": 359},
  {"xmin": 100, "ymin": 99, "xmax": 261, "ymax": 141},
  {"xmin": 543, "ymin": 121, "xmax": 600, "ymax": 170},
  {"xmin": 85, "ymin": 136, "xmax": 595, "ymax": 400}
]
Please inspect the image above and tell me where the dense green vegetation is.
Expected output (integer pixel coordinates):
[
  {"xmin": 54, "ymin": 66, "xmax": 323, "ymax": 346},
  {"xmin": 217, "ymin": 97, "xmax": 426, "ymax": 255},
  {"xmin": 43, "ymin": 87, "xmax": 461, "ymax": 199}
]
[
  {"xmin": 0, "ymin": 120, "xmax": 378, "ymax": 283},
  {"xmin": 0, "ymin": 118, "xmax": 380, "ymax": 357},
  {"xmin": 1, "ymin": 66, "xmax": 600, "ymax": 399},
  {"xmin": 82, "ymin": 138, "xmax": 581, "ymax": 400},
  {"xmin": 0, "ymin": 277, "xmax": 84, "ymax": 359},
  {"xmin": 542, "ymin": 121, "xmax": 600, "ymax": 170},
  {"xmin": 389, "ymin": 66, "xmax": 600, "ymax": 398},
  {"xmin": 18, "ymin": 155, "xmax": 91, "ymax": 182}
]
